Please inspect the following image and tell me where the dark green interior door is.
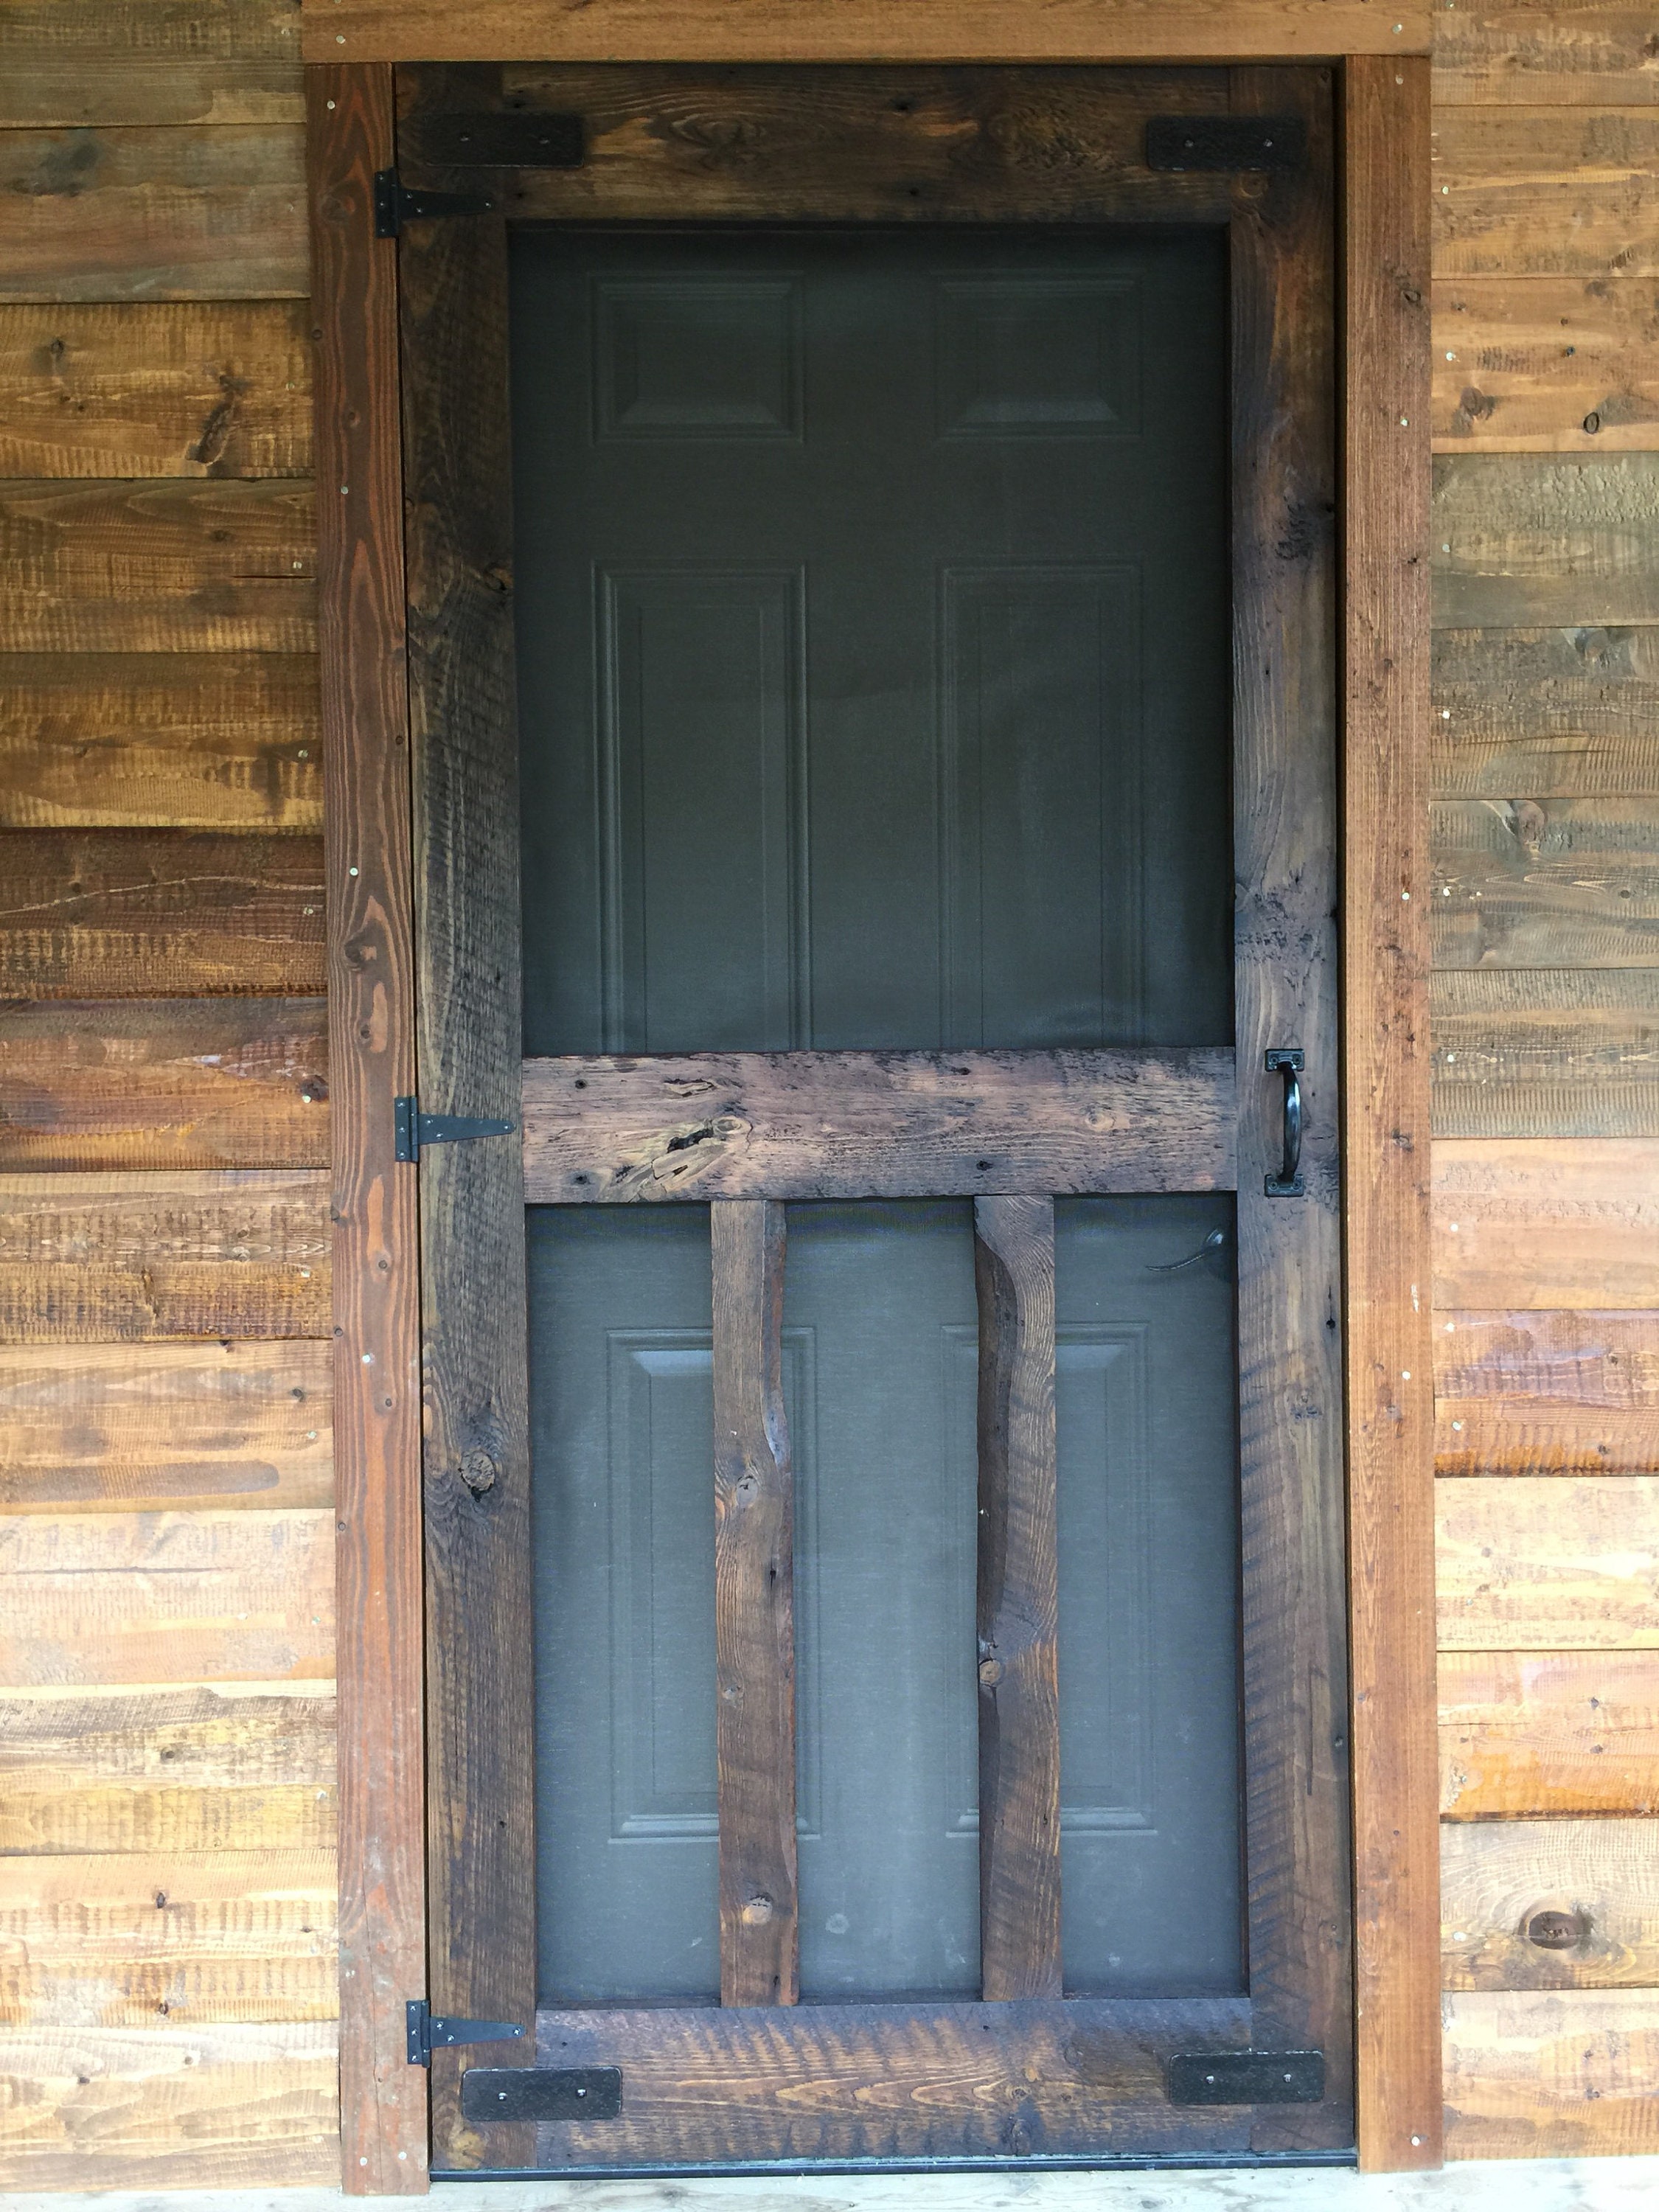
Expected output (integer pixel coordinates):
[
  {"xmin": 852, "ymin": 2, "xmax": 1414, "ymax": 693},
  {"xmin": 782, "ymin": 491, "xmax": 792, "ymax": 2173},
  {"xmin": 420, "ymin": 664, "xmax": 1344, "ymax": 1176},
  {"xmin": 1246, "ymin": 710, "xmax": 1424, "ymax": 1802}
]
[{"xmin": 513, "ymin": 226, "xmax": 1242, "ymax": 2011}]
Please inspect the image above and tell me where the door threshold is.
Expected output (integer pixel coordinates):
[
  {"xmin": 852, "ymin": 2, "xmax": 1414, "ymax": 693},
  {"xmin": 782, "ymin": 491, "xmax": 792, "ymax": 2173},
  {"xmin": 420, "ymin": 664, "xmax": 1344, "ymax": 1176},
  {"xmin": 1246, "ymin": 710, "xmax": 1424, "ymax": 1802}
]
[{"xmin": 436, "ymin": 2151, "xmax": 1359, "ymax": 2180}]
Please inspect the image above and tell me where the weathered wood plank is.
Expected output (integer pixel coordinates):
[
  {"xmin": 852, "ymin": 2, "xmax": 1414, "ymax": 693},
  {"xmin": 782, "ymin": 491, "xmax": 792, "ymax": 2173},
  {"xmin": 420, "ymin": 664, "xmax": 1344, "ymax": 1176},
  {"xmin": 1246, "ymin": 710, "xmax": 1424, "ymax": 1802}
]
[
  {"xmin": 417, "ymin": 66, "xmax": 1239, "ymax": 227},
  {"xmin": 0, "ymin": 1683, "xmax": 336, "ymax": 1856},
  {"xmin": 1343, "ymin": 53, "xmax": 1436, "ymax": 2172},
  {"xmin": 0, "ymin": 653, "xmax": 320, "ymax": 832},
  {"xmin": 1439, "ymin": 1649, "xmax": 1659, "ymax": 1818},
  {"xmin": 1443, "ymin": 1990, "xmax": 1659, "ymax": 2159},
  {"xmin": 1437, "ymin": 1475, "xmax": 1659, "ymax": 1648},
  {"xmin": 317, "ymin": 0, "xmax": 1431, "ymax": 63},
  {"xmin": 0, "ymin": 1340, "xmax": 330, "ymax": 1515},
  {"xmin": 0, "ymin": 1, "xmax": 300, "ymax": 128},
  {"xmin": 1433, "ymin": 455, "xmax": 1659, "ymax": 630},
  {"xmin": 1433, "ymin": 276, "xmax": 1659, "ymax": 453},
  {"xmin": 0, "ymin": 832, "xmax": 324, "ymax": 998},
  {"xmin": 521, "ymin": 1048, "xmax": 1236, "ymax": 1201},
  {"xmin": 397, "ymin": 139, "xmax": 535, "ymax": 2172},
  {"xmin": 1436, "ymin": 1310, "xmax": 1659, "ymax": 1475},
  {"xmin": 1430, "ymin": 968, "xmax": 1659, "ymax": 1138},
  {"xmin": 529, "ymin": 1997, "xmax": 1257, "ymax": 2166},
  {"xmin": 973, "ymin": 1194, "xmax": 1060, "ymax": 2005},
  {"xmin": 1433, "ymin": 626, "xmax": 1659, "ymax": 799},
  {"xmin": 0, "ymin": 1169, "xmax": 330, "ymax": 1343},
  {"xmin": 0, "ymin": 998, "xmax": 328, "ymax": 1170},
  {"xmin": 1442, "ymin": 1820, "xmax": 1659, "ymax": 1989},
  {"xmin": 1432, "ymin": 799, "xmax": 1659, "ymax": 970},
  {"xmin": 0, "ymin": 126, "xmax": 307, "ymax": 304},
  {"xmin": 309, "ymin": 59, "xmax": 428, "ymax": 2193},
  {"xmin": 1433, "ymin": 1139, "xmax": 1659, "ymax": 1309},
  {"xmin": 0, "ymin": 1848, "xmax": 338, "ymax": 2027},
  {"xmin": 0, "ymin": 303, "xmax": 311, "ymax": 479},
  {"xmin": 1433, "ymin": 1, "xmax": 1659, "ymax": 106},
  {"xmin": 711, "ymin": 1200, "xmax": 797, "ymax": 2011},
  {"xmin": 0, "ymin": 1509, "xmax": 335, "ymax": 1686},
  {"xmin": 1433, "ymin": 107, "xmax": 1659, "ymax": 279},
  {"xmin": 0, "ymin": 2020, "xmax": 339, "ymax": 2189},
  {"xmin": 0, "ymin": 479, "xmax": 315, "ymax": 653}
]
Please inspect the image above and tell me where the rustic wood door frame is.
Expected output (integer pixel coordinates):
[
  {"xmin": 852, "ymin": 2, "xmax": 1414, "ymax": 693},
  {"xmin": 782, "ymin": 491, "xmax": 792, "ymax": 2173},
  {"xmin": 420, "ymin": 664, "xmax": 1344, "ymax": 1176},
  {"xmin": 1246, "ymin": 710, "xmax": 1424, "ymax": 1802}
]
[{"xmin": 307, "ymin": 41, "xmax": 1433, "ymax": 2196}]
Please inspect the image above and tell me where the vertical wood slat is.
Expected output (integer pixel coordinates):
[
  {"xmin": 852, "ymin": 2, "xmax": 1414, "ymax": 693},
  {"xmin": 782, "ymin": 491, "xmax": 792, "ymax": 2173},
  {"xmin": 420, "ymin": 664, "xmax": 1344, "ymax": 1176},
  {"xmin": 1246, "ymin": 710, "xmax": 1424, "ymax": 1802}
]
[
  {"xmin": 1228, "ymin": 65, "xmax": 1353, "ymax": 2155},
  {"xmin": 398, "ymin": 65, "xmax": 537, "ymax": 2176},
  {"xmin": 307, "ymin": 63, "xmax": 429, "ymax": 2194},
  {"xmin": 1343, "ymin": 53, "xmax": 1441, "ymax": 2174},
  {"xmin": 712, "ymin": 1199, "xmax": 798, "ymax": 2008},
  {"xmin": 973, "ymin": 1194, "xmax": 1061, "ymax": 2003}
]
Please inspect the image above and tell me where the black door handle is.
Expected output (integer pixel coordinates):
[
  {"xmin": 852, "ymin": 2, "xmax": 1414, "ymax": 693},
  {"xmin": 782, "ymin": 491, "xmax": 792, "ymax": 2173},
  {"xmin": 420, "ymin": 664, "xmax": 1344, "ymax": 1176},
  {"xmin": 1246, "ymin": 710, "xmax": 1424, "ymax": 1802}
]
[{"xmin": 1264, "ymin": 1049, "xmax": 1304, "ymax": 1196}]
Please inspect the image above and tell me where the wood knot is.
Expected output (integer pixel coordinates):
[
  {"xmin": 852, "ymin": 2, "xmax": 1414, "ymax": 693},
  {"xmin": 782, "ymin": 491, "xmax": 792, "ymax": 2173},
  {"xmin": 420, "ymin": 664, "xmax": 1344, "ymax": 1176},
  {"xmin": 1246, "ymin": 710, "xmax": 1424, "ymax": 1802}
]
[
  {"xmin": 978, "ymin": 1657, "xmax": 1004, "ymax": 1688},
  {"xmin": 740, "ymin": 1895, "xmax": 774, "ymax": 1926},
  {"xmin": 1526, "ymin": 1908, "xmax": 1587, "ymax": 1950},
  {"xmin": 459, "ymin": 1447, "xmax": 498, "ymax": 1495}
]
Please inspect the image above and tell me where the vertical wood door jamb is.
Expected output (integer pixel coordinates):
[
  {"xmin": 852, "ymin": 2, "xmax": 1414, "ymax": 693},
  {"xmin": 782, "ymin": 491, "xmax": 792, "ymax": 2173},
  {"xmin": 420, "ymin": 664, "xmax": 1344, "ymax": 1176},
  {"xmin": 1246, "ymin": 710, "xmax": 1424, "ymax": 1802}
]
[{"xmin": 307, "ymin": 60, "xmax": 431, "ymax": 2195}]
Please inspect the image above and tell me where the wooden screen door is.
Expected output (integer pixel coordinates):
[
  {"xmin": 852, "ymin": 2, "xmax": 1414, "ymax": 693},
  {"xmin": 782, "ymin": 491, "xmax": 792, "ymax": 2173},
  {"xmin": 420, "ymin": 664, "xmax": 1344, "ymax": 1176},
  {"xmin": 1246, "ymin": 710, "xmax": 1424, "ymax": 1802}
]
[{"xmin": 397, "ymin": 60, "xmax": 1349, "ymax": 2175}]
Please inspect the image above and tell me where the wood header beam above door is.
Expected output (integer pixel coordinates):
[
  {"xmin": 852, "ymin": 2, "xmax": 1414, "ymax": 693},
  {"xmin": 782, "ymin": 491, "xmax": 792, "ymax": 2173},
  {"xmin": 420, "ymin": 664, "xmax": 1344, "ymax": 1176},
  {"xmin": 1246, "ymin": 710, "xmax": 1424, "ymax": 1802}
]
[{"xmin": 303, "ymin": 0, "xmax": 1431, "ymax": 65}]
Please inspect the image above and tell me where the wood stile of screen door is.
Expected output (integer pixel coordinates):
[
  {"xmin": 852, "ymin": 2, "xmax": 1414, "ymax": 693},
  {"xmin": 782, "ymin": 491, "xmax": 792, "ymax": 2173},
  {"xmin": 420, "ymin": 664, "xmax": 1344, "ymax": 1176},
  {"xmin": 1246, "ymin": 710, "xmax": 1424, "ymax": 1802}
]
[{"xmin": 369, "ymin": 57, "xmax": 1358, "ymax": 2180}]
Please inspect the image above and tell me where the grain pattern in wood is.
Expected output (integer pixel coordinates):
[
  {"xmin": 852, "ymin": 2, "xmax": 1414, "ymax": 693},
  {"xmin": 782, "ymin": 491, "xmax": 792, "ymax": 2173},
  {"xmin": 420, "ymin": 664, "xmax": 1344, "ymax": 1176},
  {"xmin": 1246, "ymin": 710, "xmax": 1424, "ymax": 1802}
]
[
  {"xmin": 1436, "ymin": 1310, "xmax": 1659, "ymax": 1475},
  {"xmin": 0, "ymin": 1169, "xmax": 329, "ymax": 1343},
  {"xmin": 0, "ymin": 1683, "xmax": 336, "ymax": 1857},
  {"xmin": 0, "ymin": 653, "xmax": 321, "ymax": 831},
  {"xmin": 317, "ymin": 0, "xmax": 1431, "ymax": 63},
  {"xmin": 973, "ymin": 1195, "xmax": 1060, "ymax": 2005},
  {"xmin": 0, "ymin": 998, "xmax": 327, "ymax": 1170},
  {"xmin": 396, "ymin": 132, "xmax": 535, "ymax": 2170},
  {"xmin": 1434, "ymin": 455, "xmax": 1659, "ymax": 630},
  {"xmin": 529, "ymin": 1996, "xmax": 1257, "ymax": 2166},
  {"xmin": 1433, "ymin": 276, "xmax": 1659, "ymax": 453},
  {"xmin": 1433, "ymin": 625, "xmax": 1659, "ymax": 799},
  {"xmin": 1441, "ymin": 1820, "xmax": 1659, "ymax": 1990},
  {"xmin": 1341, "ymin": 53, "xmax": 1435, "ymax": 2172},
  {"xmin": 1433, "ymin": 1139, "xmax": 1659, "ymax": 1309},
  {"xmin": 0, "ymin": 1848, "xmax": 337, "ymax": 2028},
  {"xmin": 1443, "ymin": 1990, "xmax": 1659, "ymax": 2159},
  {"xmin": 1437, "ymin": 1474, "xmax": 1659, "ymax": 1648},
  {"xmin": 1432, "ymin": 798, "xmax": 1659, "ymax": 970},
  {"xmin": 0, "ymin": 0, "xmax": 298, "ymax": 63},
  {"xmin": 307, "ymin": 58, "xmax": 427, "ymax": 2193},
  {"xmin": 521, "ymin": 1048, "xmax": 1237, "ymax": 1202},
  {"xmin": 0, "ymin": 1, "xmax": 300, "ymax": 129},
  {"xmin": 0, "ymin": 479, "xmax": 314, "ymax": 654},
  {"xmin": 0, "ymin": 63, "xmax": 301, "ymax": 131},
  {"xmin": 1433, "ymin": 0, "xmax": 1659, "ymax": 106},
  {"xmin": 1430, "ymin": 968, "xmax": 1659, "ymax": 1138},
  {"xmin": 0, "ymin": 1508, "xmax": 335, "ymax": 1686},
  {"xmin": 711, "ymin": 1200, "xmax": 797, "ymax": 2012},
  {"xmin": 0, "ymin": 832, "xmax": 324, "ymax": 999},
  {"xmin": 0, "ymin": 302, "xmax": 311, "ymax": 479},
  {"xmin": 1433, "ymin": 107, "xmax": 1659, "ymax": 281},
  {"xmin": 410, "ymin": 66, "xmax": 1239, "ymax": 228},
  {"xmin": 0, "ymin": 2020, "xmax": 338, "ymax": 2190},
  {"xmin": 0, "ymin": 1339, "xmax": 330, "ymax": 1514},
  {"xmin": 0, "ymin": 126, "xmax": 307, "ymax": 304},
  {"xmin": 1439, "ymin": 1649, "xmax": 1659, "ymax": 1818}
]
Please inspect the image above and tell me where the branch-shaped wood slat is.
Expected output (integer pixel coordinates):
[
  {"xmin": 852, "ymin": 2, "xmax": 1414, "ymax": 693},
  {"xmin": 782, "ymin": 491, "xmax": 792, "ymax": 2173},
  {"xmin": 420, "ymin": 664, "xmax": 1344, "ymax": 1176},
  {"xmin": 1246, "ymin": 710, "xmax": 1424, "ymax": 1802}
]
[
  {"xmin": 712, "ymin": 1199, "xmax": 798, "ymax": 2007},
  {"xmin": 523, "ymin": 1048, "xmax": 1235, "ymax": 1202},
  {"xmin": 975, "ymin": 1194, "xmax": 1061, "ymax": 2001}
]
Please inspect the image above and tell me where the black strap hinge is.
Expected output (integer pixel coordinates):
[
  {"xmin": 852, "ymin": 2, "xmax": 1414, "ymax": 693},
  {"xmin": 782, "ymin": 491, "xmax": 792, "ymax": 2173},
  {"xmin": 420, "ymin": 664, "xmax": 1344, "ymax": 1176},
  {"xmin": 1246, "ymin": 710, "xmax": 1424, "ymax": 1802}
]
[
  {"xmin": 394, "ymin": 1096, "xmax": 513, "ymax": 1163},
  {"xmin": 1146, "ymin": 115, "xmax": 1307, "ymax": 174},
  {"xmin": 374, "ymin": 167, "xmax": 495, "ymax": 239},
  {"xmin": 406, "ymin": 1998, "xmax": 526, "ymax": 2068}
]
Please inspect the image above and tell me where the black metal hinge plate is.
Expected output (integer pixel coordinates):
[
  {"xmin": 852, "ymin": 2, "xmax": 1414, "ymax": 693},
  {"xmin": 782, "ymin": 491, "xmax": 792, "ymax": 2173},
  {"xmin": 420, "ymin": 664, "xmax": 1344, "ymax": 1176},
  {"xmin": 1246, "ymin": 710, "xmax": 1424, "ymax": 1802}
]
[
  {"xmin": 414, "ymin": 110, "xmax": 585, "ymax": 167},
  {"xmin": 1146, "ymin": 116, "xmax": 1307, "ymax": 173},
  {"xmin": 1167, "ymin": 2051, "xmax": 1324, "ymax": 2105},
  {"xmin": 405, "ymin": 1998, "xmax": 526, "ymax": 2067},
  {"xmin": 462, "ymin": 2066, "xmax": 622, "ymax": 2123},
  {"xmin": 394, "ymin": 1096, "xmax": 514, "ymax": 1163},
  {"xmin": 374, "ymin": 167, "xmax": 495, "ymax": 238}
]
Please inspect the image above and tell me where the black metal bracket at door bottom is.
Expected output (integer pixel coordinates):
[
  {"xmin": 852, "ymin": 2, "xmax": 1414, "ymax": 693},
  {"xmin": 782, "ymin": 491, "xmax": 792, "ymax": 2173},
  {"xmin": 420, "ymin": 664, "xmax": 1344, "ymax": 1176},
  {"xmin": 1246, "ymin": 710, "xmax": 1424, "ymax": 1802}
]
[
  {"xmin": 393, "ymin": 1095, "xmax": 514, "ymax": 1164},
  {"xmin": 1166, "ymin": 2051, "xmax": 1324, "ymax": 2105},
  {"xmin": 1145, "ymin": 115, "xmax": 1307, "ymax": 173},
  {"xmin": 462, "ymin": 2066, "xmax": 623, "ymax": 2122},
  {"xmin": 405, "ymin": 1998, "xmax": 526, "ymax": 2067}
]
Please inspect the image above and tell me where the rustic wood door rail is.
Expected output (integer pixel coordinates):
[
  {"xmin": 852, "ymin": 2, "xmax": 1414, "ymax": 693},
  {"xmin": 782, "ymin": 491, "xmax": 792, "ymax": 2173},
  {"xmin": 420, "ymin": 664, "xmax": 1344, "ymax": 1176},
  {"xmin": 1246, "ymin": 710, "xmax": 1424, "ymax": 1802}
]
[{"xmin": 307, "ymin": 40, "xmax": 1434, "ymax": 2193}]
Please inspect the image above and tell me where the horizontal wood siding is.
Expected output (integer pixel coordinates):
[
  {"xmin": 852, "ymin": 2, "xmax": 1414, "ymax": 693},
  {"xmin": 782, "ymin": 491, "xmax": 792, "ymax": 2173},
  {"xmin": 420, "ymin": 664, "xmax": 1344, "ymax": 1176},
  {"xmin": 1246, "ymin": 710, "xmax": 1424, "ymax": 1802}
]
[
  {"xmin": 0, "ymin": 0, "xmax": 335, "ymax": 2185},
  {"xmin": 1431, "ymin": 4, "xmax": 1659, "ymax": 2160}
]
